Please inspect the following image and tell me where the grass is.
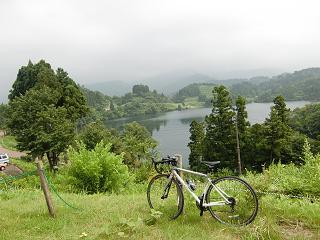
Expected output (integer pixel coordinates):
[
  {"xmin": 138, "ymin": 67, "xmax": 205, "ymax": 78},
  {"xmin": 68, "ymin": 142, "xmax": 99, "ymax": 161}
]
[
  {"xmin": 0, "ymin": 187, "xmax": 319, "ymax": 240},
  {"xmin": 163, "ymin": 103, "xmax": 180, "ymax": 111},
  {"xmin": 0, "ymin": 135, "xmax": 17, "ymax": 150},
  {"xmin": 184, "ymin": 97, "xmax": 206, "ymax": 108},
  {"xmin": 9, "ymin": 158, "xmax": 36, "ymax": 171}
]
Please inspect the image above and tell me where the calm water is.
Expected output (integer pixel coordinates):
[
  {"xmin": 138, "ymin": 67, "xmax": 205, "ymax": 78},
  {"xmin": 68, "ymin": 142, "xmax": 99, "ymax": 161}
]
[{"xmin": 106, "ymin": 101, "xmax": 310, "ymax": 166}]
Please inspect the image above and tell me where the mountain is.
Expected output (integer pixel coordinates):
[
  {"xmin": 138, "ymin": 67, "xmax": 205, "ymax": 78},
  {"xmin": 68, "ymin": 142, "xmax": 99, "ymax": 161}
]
[
  {"xmin": 85, "ymin": 72, "xmax": 215, "ymax": 96},
  {"xmin": 85, "ymin": 80, "xmax": 132, "ymax": 96},
  {"xmin": 174, "ymin": 68, "xmax": 320, "ymax": 102},
  {"xmin": 255, "ymin": 68, "xmax": 320, "ymax": 102},
  {"xmin": 141, "ymin": 72, "xmax": 213, "ymax": 94},
  {"xmin": 85, "ymin": 68, "xmax": 320, "ymax": 102}
]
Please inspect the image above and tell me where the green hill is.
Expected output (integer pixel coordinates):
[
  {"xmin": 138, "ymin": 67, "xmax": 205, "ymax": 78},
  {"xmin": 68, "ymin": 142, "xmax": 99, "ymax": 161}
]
[
  {"xmin": 81, "ymin": 84, "xmax": 178, "ymax": 122},
  {"xmin": 174, "ymin": 68, "xmax": 320, "ymax": 103}
]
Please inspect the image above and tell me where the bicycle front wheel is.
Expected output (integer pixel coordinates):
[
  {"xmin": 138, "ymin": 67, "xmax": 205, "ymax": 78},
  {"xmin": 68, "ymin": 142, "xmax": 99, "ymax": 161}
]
[
  {"xmin": 205, "ymin": 176, "xmax": 258, "ymax": 226},
  {"xmin": 147, "ymin": 174, "xmax": 184, "ymax": 219}
]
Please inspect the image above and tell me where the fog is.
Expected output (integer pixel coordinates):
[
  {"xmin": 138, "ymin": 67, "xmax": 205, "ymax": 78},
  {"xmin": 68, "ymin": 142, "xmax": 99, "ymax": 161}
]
[{"xmin": 1, "ymin": 0, "xmax": 320, "ymax": 102}]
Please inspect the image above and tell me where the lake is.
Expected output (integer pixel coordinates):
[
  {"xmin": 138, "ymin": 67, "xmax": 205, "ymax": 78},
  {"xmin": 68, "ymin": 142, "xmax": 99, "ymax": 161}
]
[{"xmin": 106, "ymin": 101, "xmax": 310, "ymax": 166}]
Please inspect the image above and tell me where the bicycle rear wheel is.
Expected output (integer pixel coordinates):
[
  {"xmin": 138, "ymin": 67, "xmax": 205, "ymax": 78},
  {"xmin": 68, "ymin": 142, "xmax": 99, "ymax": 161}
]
[
  {"xmin": 147, "ymin": 174, "xmax": 184, "ymax": 219},
  {"xmin": 205, "ymin": 176, "xmax": 258, "ymax": 225}
]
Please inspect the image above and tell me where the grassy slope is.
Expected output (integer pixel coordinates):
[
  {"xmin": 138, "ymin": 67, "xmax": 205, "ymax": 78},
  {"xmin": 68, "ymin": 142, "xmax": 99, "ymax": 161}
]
[
  {"xmin": 0, "ymin": 188, "xmax": 319, "ymax": 240},
  {"xmin": 0, "ymin": 135, "xmax": 17, "ymax": 151},
  {"xmin": 184, "ymin": 97, "xmax": 205, "ymax": 108},
  {"xmin": 179, "ymin": 85, "xmax": 214, "ymax": 109},
  {"xmin": 1, "ymin": 137, "xmax": 319, "ymax": 239}
]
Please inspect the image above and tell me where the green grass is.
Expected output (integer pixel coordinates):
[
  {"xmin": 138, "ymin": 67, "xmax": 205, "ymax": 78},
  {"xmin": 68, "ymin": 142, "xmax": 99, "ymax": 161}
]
[
  {"xmin": 0, "ymin": 135, "xmax": 17, "ymax": 150},
  {"xmin": 10, "ymin": 158, "xmax": 36, "ymax": 171},
  {"xmin": 0, "ymin": 188, "xmax": 319, "ymax": 240},
  {"xmin": 163, "ymin": 103, "xmax": 180, "ymax": 111},
  {"xmin": 184, "ymin": 97, "xmax": 206, "ymax": 108}
]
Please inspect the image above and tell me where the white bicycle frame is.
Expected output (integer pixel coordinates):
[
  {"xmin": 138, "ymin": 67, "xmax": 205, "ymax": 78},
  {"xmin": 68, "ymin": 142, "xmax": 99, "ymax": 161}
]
[{"xmin": 170, "ymin": 167, "xmax": 232, "ymax": 207}]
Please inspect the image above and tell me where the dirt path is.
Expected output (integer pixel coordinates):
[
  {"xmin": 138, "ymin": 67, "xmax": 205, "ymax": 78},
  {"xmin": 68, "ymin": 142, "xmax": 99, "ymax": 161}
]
[
  {"xmin": 0, "ymin": 146, "xmax": 26, "ymax": 159},
  {"xmin": 3, "ymin": 164, "xmax": 24, "ymax": 176}
]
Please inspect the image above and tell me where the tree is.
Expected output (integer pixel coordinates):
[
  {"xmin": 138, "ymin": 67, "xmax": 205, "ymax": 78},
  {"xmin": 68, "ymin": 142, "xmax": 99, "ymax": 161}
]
[
  {"xmin": 122, "ymin": 121, "xmax": 157, "ymax": 167},
  {"xmin": 235, "ymin": 96, "xmax": 250, "ymax": 134},
  {"xmin": 132, "ymin": 84, "xmax": 149, "ymax": 96},
  {"xmin": 7, "ymin": 60, "xmax": 88, "ymax": 170},
  {"xmin": 265, "ymin": 96, "xmax": 292, "ymax": 164},
  {"xmin": 204, "ymin": 86, "xmax": 236, "ymax": 170},
  {"xmin": 289, "ymin": 103, "xmax": 320, "ymax": 140},
  {"xmin": 7, "ymin": 87, "xmax": 75, "ymax": 169},
  {"xmin": 188, "ymin": 120, "xmax": 205, "ymax": 171},
  {"xmin": 0, "ymin": 104, "xmax": 8, "ymax": 132},
  {"xmin": 246, "ymin": 123, "xmax": 269, "ymax": 171},
  {"xmin": 235, "ymin": 96, "xmax": 250, "ymax": 172},
  {"xmin": 8, "ymin": 60, "xmax": 52, "ymax": 100},
  {"xmin": 198, "ymin": 94, "xmax": 207, "ymax": 102},
  {"xmin": 78, "ymin": 122, "xmax": 114, "ymax": 150}
]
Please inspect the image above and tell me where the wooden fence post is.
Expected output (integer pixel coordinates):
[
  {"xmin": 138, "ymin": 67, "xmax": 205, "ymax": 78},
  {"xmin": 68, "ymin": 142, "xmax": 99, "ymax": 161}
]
[
  {"xmin": 174, "ymin": 154, "xmax": 183, "ymax": 179},
  {"xmin": 36, "ymin": 157, "xmax": 56, "ymax": 218},
  {"xmin": 174, "ymin": 154, "xmax": 184, "ymax": 213}
]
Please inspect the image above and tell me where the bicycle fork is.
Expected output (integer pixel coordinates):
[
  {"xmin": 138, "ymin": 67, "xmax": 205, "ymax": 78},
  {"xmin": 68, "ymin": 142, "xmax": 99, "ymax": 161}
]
[{"xmin": 161, "ymin": 176, "xmax": 173, "ymax": 199}]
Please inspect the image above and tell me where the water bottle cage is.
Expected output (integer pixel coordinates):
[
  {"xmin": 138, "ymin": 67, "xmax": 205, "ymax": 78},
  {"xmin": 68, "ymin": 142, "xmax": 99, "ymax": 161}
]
[{"xmin": 186, "ymin": 179, "xmax": 196, "ymax": 191}]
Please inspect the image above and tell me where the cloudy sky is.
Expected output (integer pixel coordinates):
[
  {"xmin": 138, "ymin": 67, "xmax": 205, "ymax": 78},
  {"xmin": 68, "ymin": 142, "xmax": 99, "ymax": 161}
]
[{"xmin": 1, "ymin": 0, "xmax": 320, "ymax": 102}]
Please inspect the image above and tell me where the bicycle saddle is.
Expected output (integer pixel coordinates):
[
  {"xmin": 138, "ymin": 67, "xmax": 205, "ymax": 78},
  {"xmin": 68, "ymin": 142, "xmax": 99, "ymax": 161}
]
[{"xmin": 201, "ymin": 161, "xmax": 220, "ymax": 168}]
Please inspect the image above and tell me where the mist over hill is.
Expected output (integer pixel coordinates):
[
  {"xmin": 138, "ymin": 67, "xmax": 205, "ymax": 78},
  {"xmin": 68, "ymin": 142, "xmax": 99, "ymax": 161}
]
[
  {"xmin": 84, "ymin": 71, "xmax": 268, "ymax": 96},
  {"xmin": 85, "ymin": 71, "xmax": 213, "ymax": 96}
]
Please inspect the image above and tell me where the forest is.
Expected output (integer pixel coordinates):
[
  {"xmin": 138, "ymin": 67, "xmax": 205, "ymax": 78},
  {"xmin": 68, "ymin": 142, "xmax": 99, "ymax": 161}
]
[
  {"xmin": 80, "ymin": 84, "xmax": 179, "ymax": 123},
  {"xmin": 188, "ymin": 85, "xmax": 320, "ymax": 174},
  {"xmin": 174, "ymin": 68, "xmax": 320, "ymax": 104}
]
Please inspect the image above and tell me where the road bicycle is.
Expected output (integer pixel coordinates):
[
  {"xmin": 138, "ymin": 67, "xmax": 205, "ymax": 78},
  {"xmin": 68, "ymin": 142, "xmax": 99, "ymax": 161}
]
[{"xmin": 147, "ymin": 156, "xmax": 258, "ymax": 226}]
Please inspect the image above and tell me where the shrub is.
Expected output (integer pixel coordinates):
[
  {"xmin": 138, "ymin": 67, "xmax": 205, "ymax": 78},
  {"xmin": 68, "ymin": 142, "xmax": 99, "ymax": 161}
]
[
  {"xmin": 246, "ymin": 139, "xmax": 320, "ymax": 197},
  {"xmin": 132, "ymin": 161, "xmax": 156, "ymax": 184},
  {"xmin": 68, "ymin": 141, "xmax": 130, "ymax": 194}
]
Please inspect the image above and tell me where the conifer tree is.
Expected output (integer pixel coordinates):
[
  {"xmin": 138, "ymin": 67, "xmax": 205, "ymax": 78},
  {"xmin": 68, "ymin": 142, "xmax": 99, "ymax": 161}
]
[
  {"xmin": 235, "ymin": 96, "xmax": 250, "ymax": 171},
  {"xmin": 235, "ymin": 96, "xmax": 250, "ymax": 134},
  {"xmin": 188, "ymin": 120, "xmax": 205, "ymax": 171},
  {"xmin": 204, "ymin": 86, "xmax": 236, "ymax": 170},
  {"xmin": 265, "ymin": 95, "xmax": 291, "ymax": 164}
]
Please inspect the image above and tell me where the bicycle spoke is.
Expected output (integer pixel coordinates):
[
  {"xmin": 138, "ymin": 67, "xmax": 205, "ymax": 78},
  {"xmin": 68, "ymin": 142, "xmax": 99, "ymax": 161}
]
[
  {"xmin": 206, "ymin": 176, "xmax": 258, "ymax": 225},
  {"xmin": 147, "ymin": 174, "xmax": 184, "ymax": 219}
]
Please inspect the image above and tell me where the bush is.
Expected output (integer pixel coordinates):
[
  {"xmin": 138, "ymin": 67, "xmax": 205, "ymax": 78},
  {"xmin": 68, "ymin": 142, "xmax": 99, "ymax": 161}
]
[
  {"xmin": 68, "ymin": 141, "xmax": 130, "ymax": 194},
  {"xmin": 246, "ymin": 139, "xmax": 320, "ymax": 197},
  {"xmin": 132, "ymin": 161, "xmax": 156, "ymax": 184}
]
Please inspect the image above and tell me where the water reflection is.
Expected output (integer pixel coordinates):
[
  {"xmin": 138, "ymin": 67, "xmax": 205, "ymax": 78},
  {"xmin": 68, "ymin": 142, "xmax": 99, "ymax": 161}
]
[
  {"xmin": 105, "ymin": 115, "xmax": 168, "ymax": 134},
  {"xmin": 180, "ymin": 117, "xmax": 204, "ymax": 125}
]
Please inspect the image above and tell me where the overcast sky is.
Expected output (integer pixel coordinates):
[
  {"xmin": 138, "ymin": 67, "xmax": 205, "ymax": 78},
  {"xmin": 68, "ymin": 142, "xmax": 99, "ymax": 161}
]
[{"xmin": 1, "ymin": 0, "xmax": 320, "ymax": 103}]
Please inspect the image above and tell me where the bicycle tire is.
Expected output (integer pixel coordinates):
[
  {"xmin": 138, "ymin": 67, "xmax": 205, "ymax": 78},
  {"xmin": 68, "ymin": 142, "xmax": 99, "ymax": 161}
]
[
  {"xmin": 147, "ymin": 174, "xmax": 184, "ymax": 220},
  {"xmin": 205, "ymin": 176, "xmax": 258, "ymax": 226}
]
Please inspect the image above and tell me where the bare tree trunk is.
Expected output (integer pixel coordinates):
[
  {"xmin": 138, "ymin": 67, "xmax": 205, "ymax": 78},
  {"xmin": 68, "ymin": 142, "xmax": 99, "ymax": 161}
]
[
  {"xmin": 270, "ymin": 137, "xmax": 274, "ymax": 164},
  {"xmin": 235, "ymin": 120, "xmax": 242, "ymax": 175},
  {"xmin": 46, "ymin": 152, "xmax": 53, "ymax": 171}
]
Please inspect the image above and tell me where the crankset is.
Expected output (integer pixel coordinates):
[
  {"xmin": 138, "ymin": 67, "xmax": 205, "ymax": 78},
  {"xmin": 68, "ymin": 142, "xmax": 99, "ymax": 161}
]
[{"xmin": 196, "ymin": 194, "xmax": 208, "ymax": 216}]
